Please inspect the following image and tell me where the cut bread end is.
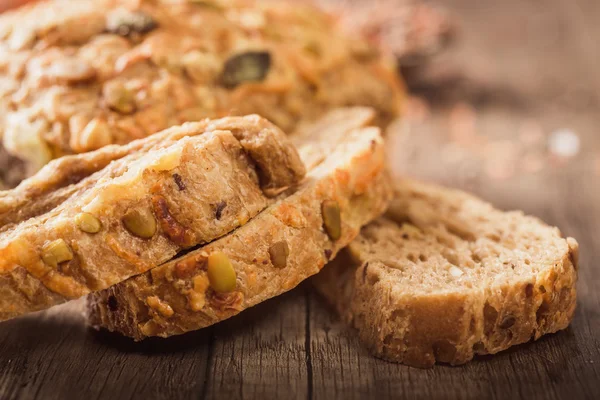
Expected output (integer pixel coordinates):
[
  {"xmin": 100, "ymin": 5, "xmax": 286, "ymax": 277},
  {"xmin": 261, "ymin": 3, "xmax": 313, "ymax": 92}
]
[{"xmin": 313, "ymin": 179, "xmax": 578, "ymax": 367}]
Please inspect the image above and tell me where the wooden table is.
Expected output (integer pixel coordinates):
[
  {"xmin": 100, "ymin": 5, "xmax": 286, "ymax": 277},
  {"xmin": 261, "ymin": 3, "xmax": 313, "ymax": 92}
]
[{"xmin": 1, "ymin": 0, "xmax": 598, "ymax": 398}]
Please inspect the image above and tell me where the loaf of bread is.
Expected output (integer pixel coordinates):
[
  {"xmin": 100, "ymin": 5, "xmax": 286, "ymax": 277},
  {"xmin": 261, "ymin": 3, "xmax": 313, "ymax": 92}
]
[
  {"xmin": 313, "ymin": 179, "xmax": 579, "ymax": 367},
  {"xmin": 0, "ymin": 0, "xmax": 404, "ymax": 184},
  {"xmin": 0, "ymin": 115, "xmax": 305, "ymax": 321},
  {"xmin": 87, "ymin": 108, "xmax": 392, "ymax": 340}
]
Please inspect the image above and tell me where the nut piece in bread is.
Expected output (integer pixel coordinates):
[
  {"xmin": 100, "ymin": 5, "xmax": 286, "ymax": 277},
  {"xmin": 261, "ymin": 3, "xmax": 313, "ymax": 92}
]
[
  {"xmin": 87, "ymin": 109, "xmax": 392, "ymax": 340},
  {"xmin": 0, "ymin": 0, "xmax": 404, "ymax": 183},
  {"xmin": 313, "ymin": 179, "xmax": 578, "ymax": 367},
  {"xmin": 0, "ymin": 115, "xmax": 305, "ymax": 321}
]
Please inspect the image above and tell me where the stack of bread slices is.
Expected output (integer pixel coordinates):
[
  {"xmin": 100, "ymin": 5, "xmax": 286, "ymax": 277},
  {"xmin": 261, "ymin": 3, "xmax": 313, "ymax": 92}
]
[{"xmin": 0, "ymin": 0, "xmax": 577, "ymax": 368}]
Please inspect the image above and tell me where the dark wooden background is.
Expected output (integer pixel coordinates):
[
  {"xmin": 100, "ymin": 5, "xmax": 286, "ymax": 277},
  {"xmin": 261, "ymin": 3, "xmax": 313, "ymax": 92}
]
[{"xmin": 1, "ymin": 0, "xmax": 598, "ymax": 399}]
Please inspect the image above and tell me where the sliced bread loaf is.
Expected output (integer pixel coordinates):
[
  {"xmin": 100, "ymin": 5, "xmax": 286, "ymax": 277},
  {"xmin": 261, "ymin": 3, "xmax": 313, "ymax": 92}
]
[
  {"xmin": 313, "ymin": 179, "xmax": 579, "ymax": 367},
  {"xmin": 87, "ymin": 112, "xmax": 392, "ymax": 340},
  {"xmin": 0, "ymin": 116, "xmax": 305, "ymax": 321}
]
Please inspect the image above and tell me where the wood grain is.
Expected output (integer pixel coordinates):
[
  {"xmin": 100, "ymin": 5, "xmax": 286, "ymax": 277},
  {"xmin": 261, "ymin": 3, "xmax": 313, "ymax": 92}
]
[{"xmin": 0, "ymin": 0, "xmax": 599, "ymax": 399}]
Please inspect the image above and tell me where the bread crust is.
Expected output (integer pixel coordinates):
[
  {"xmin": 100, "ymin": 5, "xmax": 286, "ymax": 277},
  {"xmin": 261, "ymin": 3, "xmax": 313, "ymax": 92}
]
[
  {"xmin": 314, "ymin": 179, "xmax": 579, "ymax": 368},
  {"xmin": 0, "ymin": 0, "xmax": 403, "ymax": 182},
  {"xmin": 0, "ymin": 115, "xmax": 304, "ymax": 321},
  {"xmin": 87, "ymin": 118, "xmax": 392, "ymax": 340}
]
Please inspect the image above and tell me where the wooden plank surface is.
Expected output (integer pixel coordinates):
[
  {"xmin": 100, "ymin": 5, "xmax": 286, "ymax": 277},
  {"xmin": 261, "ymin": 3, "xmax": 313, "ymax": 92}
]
[{"xmin": 0, "ymin": 0, "xmax": 599, "ymax": 399}]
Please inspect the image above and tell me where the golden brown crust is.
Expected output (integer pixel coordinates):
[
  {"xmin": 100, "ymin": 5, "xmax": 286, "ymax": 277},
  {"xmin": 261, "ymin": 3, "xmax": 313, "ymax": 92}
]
[
  {"xmin": 87, "ymin": 115, "xmax": 392, "ymax": 340},
  {"xmin": 0, "ymin": 0, "xmax": 403, "ymax": 181},
  {"xmin": 0, "ymin": 115, "xmax": 304, "ymax": 321},
  {"xmin": 313, "ymin": 179, "xmax": 578, "ymax": 368}
]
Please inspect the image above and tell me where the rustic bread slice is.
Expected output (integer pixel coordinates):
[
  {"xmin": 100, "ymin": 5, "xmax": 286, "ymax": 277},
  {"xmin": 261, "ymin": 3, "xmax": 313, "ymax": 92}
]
[
  {"xmin": 313, "ymin": 179, "xmax": 579, "ymax": 368},
  {"xmin": 88, "ymin": 119, "xmax": 392, "ymax": 340},
  {"xmin": 0, "ymin": 115, "xmax": 304, "ymax": 228},
  {"xmin": 0, "ymin": 116, "xmax": 305, "ymax": 321}
]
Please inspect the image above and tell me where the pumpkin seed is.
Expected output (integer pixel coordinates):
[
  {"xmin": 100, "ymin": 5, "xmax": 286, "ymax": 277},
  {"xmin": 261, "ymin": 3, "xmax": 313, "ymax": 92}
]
[
  {"xmin": 122, "ymin": 208, "xmax": 157, "ymax": 239},
  {"xmin": 220, "ymin": 51, "xmax": 271, "ymax": 89},
  {"xmin": 41, "ymin": 239, "xmax": 73, "ymax": 268},
  {"xmin": 207, "ymin": 251, "xmax": 237, "ymax": 293}
]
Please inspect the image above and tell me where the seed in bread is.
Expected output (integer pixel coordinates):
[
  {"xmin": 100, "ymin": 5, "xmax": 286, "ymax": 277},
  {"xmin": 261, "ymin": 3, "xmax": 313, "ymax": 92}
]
[{"xmin": 313, "ymin": 179, "xmax": 579, "ymax": 368}]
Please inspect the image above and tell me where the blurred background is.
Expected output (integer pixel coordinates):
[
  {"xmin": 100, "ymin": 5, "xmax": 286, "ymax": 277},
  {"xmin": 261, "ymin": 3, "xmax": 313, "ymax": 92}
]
[{"xmin": 317, "ymin": 0, "xmax": 599, "ymax": 222}]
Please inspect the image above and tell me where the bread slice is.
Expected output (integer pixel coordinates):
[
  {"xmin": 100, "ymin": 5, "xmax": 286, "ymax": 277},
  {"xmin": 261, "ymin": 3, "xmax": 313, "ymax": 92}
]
[
  {"xmin": 313, "ymin": 179, "xmax": 579, "ymax": 367},
  {"xmin": 0, "ymin": 115, "xmax": 304, "ymax": 228},
  {"xmin": 0, "ymin": 116, "xmax": 305, "ymax": 321},
  {"xmin": 87, "ymin": 113, "xmax": 392, "ymax": 340},
  {"xmin": 0, "ymin": 0, "xmax": 403, "ymax": 181}
]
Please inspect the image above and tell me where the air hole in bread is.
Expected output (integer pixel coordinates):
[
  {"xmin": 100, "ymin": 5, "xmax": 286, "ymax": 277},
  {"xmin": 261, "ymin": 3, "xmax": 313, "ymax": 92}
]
[
  {"xmin": 525, "ymin": 283, "xmax": 534, "ymax": 298},
  {"xmin": 432, "ymin": 340, "xmax": 457, "ymax": 363},
  {"xmin": 419, "ymin": 254, "xmax": 427, "ymax": 262},
  {"xmin": 472, "ymin": 341, "xmax": 486, "ymax": 354},
  {"xmin": 383, "ymin": 333, "xmax": 401, "ymax": 348},
  {"xmin": 536, "ymin": 299, "xmax": 551, "ymax": 325},
  {"xmin": 499, "ymin": 315, "xmax": 516, "ymax": 329},
  {"xmin": 108, "ymin": 295, "xmax": 118, "ymax": 312}
]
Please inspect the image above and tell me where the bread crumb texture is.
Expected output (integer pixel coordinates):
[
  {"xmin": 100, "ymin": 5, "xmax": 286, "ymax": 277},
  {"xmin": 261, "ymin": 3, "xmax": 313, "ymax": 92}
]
[{"xmin": 314, "ymin": 179, "xmax": 578, "ymax": 368}]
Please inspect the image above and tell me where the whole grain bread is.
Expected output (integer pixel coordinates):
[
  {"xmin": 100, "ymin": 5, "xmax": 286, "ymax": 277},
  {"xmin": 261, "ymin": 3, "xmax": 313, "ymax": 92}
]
[
  {"xmin": 0, "ymin": 115, "xmax": 305, "ymax": 321},
  {"xmin": 87, "ymin": 112, "xmax": 392, "ymax": 340},
  {"xmin": 0, "ymin": 0, "xmax": 403, "ymax": 182},
  {"xmin": 313, "ymin": 179, "xmax": 579, "ymax": 367}
]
